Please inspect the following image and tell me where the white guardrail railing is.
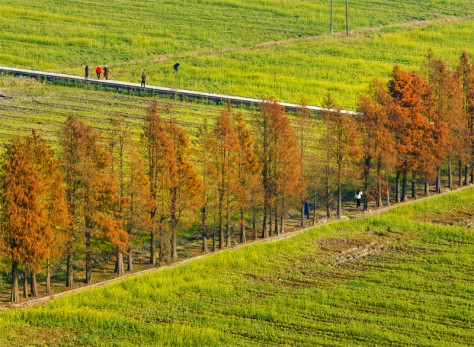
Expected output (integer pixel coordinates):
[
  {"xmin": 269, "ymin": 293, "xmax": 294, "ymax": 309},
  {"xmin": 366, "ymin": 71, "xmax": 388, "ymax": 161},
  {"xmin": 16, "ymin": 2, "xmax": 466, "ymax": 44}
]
[{"xmin": 0, "ymin": 66, "xmax": 358, "ymax": 115}]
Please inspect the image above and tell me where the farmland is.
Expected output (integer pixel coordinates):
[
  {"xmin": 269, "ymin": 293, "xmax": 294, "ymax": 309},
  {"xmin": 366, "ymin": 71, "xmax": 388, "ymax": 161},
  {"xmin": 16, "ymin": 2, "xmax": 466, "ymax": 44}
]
[
  {"xmin": 0, "ymin": 0, "xmax": 473, "ymax": 108},
  {"xmin": 0, "ymin": 186, "xmax": 472, "ymax": 346}
]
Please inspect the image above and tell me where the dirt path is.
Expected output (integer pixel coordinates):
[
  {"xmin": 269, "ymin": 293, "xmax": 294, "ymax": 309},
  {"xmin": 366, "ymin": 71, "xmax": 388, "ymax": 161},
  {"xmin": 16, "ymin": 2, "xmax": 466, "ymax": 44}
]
[{"xmin": 1, "ymin": 184, "xmax": 471, "ymax": 312}]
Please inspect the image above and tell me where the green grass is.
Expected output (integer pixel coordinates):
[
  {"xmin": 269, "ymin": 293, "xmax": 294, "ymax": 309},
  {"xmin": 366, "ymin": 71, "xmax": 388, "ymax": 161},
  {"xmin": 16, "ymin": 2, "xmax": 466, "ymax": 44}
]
[
  {"xmin": 1, "ymin": 186, "xmax": 472, "ymax": 346},
  {"xmin": 0, "ymin": 76, "xmax": 320, "ymax": 147},
  {"xmin": 0, "ymin": 76, "xmax": 248, "ymax": 145},
  {"xmin": 0, "ymin": 0, "xmax": 473, "ymax": 109}
]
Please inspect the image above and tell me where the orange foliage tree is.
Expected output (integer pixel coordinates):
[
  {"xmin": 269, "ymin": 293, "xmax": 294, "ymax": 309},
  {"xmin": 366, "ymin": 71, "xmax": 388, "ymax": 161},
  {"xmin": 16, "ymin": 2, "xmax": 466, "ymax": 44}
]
[
  {"xmin": 196, "ymin": 119, "xmax": 217, "ymax": 253},
  {"xmin": 167, "ymin": 119, "xmax": 202, "ymax": 259},
  {"xmin": 213, "ymin": 106, "xmax": 239, "ymax": 248},
  {"xmin": 61, "ymin": 116, "xmax": 127, "ymax": 285},
  {"xmin": 256, "ymin": 99, "xmax": 301, "ymax": 236},
  {"xmin": 233, "ymin": 112, "xmax": 261, "ymax": 243},
  {"xmin": 109, "ymin": 118, "xmax": 151, "ymax": 273},
  {"xmin": 457, "ymin": 51, "xmax": 474, "ymax": 184},
  {"xmin": 358, "ymin": 79, "xmax": 396, "ymax": 208},
  {"xmin": 1, "ymin": 132, "xmax": 68, "ymax": 302},
  {"xmin": 143, "ymin": 103, "xmax": 172, "ymax": 263},
  {"xmin": 387, "ymin": 66, "xmax": 436, "ymax": 201}
]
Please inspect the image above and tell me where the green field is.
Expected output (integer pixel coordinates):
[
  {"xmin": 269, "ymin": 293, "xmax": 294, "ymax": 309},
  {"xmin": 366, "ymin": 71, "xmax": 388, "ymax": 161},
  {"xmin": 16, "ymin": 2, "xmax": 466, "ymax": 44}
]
[
  {"xmin": 0, "ymin": 186, "xmax": 472, "ymax": 346},
  {"xmin": 0, "ymin": 76, "xmax": 245, "ymax": 145},
  {"xmin": 0, "ymin": 0, "xmax": 473, "ymax": 108}
]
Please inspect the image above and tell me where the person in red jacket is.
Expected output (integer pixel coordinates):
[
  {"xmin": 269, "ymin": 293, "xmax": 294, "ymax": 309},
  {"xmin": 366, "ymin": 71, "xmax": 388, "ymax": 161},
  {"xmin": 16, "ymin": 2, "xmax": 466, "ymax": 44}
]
[{"xmin": 96, "ymin": 65, "xmax": 102, "ymax": 79}]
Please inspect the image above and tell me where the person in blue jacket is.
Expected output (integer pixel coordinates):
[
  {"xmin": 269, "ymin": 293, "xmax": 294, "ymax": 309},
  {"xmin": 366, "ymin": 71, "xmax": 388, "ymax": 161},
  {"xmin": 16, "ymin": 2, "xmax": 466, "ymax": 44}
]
[{"xmin": 304, "ymin": 201, "xmax": 311, "ymax": 220}]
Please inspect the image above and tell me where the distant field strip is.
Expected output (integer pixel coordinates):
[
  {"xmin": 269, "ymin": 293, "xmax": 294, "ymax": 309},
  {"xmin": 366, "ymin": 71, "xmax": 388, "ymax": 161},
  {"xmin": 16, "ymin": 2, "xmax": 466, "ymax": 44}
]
[
  {"xmin": 0, "ymin": 0, "xmax": 473, "ymax": 108},
  {"xmin": 0, "ymin": 186, "xmax": 472, "ymax": 346}
]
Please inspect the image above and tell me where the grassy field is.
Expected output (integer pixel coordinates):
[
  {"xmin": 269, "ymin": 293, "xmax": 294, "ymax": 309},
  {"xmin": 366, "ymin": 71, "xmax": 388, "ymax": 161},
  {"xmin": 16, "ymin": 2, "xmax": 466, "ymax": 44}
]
[
  {"xmin": 0, "ymin": 76, "xmax": 245, "ymax": 145},
  {"xmin": 0, "ymin": 0, "xmax": 472, "ymax": 108},
  {"xmin": 0, "ymin": 186, "xmax": 472, "ymax": 346}
]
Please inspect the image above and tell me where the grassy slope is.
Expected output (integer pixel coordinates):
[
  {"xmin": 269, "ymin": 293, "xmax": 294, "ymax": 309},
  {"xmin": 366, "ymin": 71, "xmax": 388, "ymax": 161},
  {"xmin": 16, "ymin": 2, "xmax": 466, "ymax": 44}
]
[
  {"xmin": 0, "ymin": 187, "xmax": 472, "ymax": 346},
  {"xmin": 0, "ymin": 77, "xmax": 321, "ymax": 147},
  {"xmin": 0, "ymin": 0, "xmax": 472, "ymax": 108},
  {"xmin": 0, "ymin": 76, "xmax": 245, "ymax": 145}
]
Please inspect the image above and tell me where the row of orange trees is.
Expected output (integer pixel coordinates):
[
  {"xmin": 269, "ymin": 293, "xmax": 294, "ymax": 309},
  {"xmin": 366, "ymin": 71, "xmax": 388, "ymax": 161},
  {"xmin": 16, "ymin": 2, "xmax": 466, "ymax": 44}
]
[{"xmin": 1, "ymin": 51, "xmax": 473, "ymax": 302}]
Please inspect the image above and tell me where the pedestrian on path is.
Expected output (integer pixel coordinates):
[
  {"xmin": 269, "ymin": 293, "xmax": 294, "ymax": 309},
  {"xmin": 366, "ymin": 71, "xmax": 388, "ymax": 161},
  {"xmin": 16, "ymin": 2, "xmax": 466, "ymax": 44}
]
[
  {"xmin": 141, "ymin": 72, "xmax": 146, "ymax": 87},
  {"xmin": 84, "ymin": 65, "xmax": 89, "ymax": 79},
  {"xmin": 104, "ymin": 65, "xmax": 109, "ymax": 80},
  {"xmin": 355, "ymin": 189, "xmax": 363, "ymax": 208},
  {"xmin": 304, "ymin": 201, "xmax": 311, "ymax": 220},
  {"xmin": 96, "ymin": 65, "xmax": 102, "ymax": 79}
]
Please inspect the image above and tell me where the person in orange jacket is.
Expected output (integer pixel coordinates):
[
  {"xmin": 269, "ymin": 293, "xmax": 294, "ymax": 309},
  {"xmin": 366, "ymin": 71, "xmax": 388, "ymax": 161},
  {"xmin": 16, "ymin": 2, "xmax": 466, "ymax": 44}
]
[
  {"xmin": 103, "ymin": 65, "xmax": 109, "ymax": 80},
  {"xmin": 96, "ymin": 65, "xmax": 102, "ymax": 79}
]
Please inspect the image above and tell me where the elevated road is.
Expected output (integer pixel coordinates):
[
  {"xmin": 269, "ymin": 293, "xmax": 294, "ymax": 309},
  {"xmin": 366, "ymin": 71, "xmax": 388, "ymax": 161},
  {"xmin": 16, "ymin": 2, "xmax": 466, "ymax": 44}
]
[{"xmin": 0, "ymin": 66, "xmax": 357, "ymax": 115}]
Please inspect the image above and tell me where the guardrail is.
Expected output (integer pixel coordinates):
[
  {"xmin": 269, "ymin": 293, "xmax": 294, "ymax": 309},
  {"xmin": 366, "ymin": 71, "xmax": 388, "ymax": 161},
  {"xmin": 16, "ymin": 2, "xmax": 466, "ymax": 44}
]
[{"xmin": 0, "ymin": 66, "xmax": 358, "ymax": 115}]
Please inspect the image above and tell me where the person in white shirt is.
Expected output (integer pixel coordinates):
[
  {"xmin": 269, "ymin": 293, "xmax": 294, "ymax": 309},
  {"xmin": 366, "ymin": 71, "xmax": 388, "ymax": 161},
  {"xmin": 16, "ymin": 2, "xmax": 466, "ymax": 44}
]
[{"xmin": 355, "ymin": 189, "xmax": 363, "ymax": 208}]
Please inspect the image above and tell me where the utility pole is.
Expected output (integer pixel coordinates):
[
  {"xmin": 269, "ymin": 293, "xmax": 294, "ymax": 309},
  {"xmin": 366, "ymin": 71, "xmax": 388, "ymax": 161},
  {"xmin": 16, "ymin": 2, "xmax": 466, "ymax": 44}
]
[
  {"xmin": 330, "ymin": 0, "xmax": 333, "ymax": 34},
  {"xmin": 345, "ymin": 0, "xmax": 349, "ymax": 37}
]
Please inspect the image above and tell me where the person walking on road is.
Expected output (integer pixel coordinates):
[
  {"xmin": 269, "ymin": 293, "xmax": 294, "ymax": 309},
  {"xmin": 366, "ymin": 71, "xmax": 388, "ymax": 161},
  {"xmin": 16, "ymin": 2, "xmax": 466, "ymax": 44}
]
[
  {"xmin": 355, "ymin": 189, "xmax": 363, "ymax": 208},
  {"xmin": 141, "ymin": 72, "xmax": 146, "ymax": 87},
  {"xmin": 96, "ymin": 65, "xmax": 102, "ymax": 79},
  {"xmin": 104, "ymin": 65, "xmax": 109, "ymax": 80},
  {"xmin": 84, "ymin": 65, "xmax": 89, "ymax": 79}
]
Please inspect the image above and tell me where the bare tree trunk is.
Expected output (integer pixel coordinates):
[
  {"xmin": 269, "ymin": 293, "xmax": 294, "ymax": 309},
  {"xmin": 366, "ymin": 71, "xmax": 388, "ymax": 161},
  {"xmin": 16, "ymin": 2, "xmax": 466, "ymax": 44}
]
[
  {"xmin": 269, "ymin": 209, "xmax": 273, "ymax": 237},
  {"xmin": 424, "ymin": 180, "xmax": 430, "ymax": 197},
  {"xmin": 150, "ymin": 223, "xmax": 156, "ymax": 265},
  {"xmin": 435, "ymin": 167, "xmax": 441, "ymax": 194},
  {"xmin": 30, "ymin": 270, "xmax": 38, "ymax": 298},
  {"xmin": 212, "ymin": 227, "xmax": 216, "ymax": 252},
  {"xmin": 171, "ymin": 188, "xmax": 178, "ymax": 259},
  {"xmin": 115, "ymin": 249, "xmax": 124, "ymax": 275},
  {"xmin": 300, "ymin": 201, "xmax": 304, "ymax": 227},
  {"xmin": 411, "ymin": 173, "xmax": 417, "ymax": 199},
  {"xmin": 23, "ymin": 269, "xmax": 28, "ymax": 299},
  {"xmin": 395, "ymin": 171, "xmax": 400, "ymax": 203},
  {"xmin": 458, "ymin": 160, "xmax": 463, "ymax": 187},
  {"xmin": 274, "ymin": 204, "xmax": 279, "ymax": 236},
  {"xmin": 171, "ymin": 230, "xmax": 178, "ymax": 260},
  {"xmin": 337, "ymin": 166, "xmax": 342, "ymax": 218},
  {"xmin": 46, "ymin": 260, "xmax": 51, "ymax": 295},
  {"xmin": 11, "ymin": 261, "xmax": 20, "ymax": 303},
  {"xmin": 85, "ymin": 228, "xmax": 92, "ymax": 285},
  {"xmin": 225, "ymin": 197, "xmax": 230, "ymax": 247},
  {"xmin": 127, "ymin": 247, "xmax": 133, "ymax": 272},
  {"xmin": 240, "ymin": 207, "xmax": 246, "ymax": 243},
  {"xmin": 158, "ymin": 223, "xmax": 164, "ymax": 262},
  {"xmin": 201, "ymin": 207, "xmax": 208, "ymax": 253},
  {"xmin": 363, "ymin": 156, "xmax": 370, "ymax": 211},
  {"xmin": 448, "ymin": 157, "xmax": 453, "ymax": 189},
  {"xmin": 313, "ymin": 190, "xmax": 317, "ymax": 225},
  {"xmin": 386, "ymin": 177, "xmax": 391, "ymax": 207},
  {"xmin": 160, "ymin": 226, "xmax": 170, "ymax": 262},
  {"xmin": 66, "ymin": 250, "xmax": 74, "ymax": 288},
  {"xmin": 464, "ymin": 165, "xmax": 468, "ymax": 186},
  {"xmin": 262, "ymin": 204, "xmax": 268, "ymax": 239},
  {"xmin": 252, "ymin": 205, "xmax": 257, "ymax": 241},
  {"xmin": 402, "ymin": 174, "xmax": 407, "ymax": 202},
  {"xmin": 280, "ymin": 216, "xmax": 284, "ymax": 234},
  {"xmin": 471, "ymin": 160, "xmax": 473, "ymax": 184},
  {"xmin": 376, "ymin": 158, "xmax": 382, "ymax": 208},
  {"xmin": 218, "ymin": 195, "xmax": 224, "ymax": 248}
]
